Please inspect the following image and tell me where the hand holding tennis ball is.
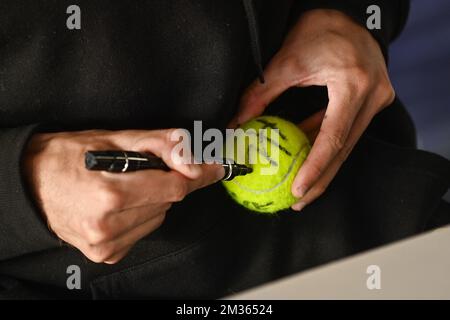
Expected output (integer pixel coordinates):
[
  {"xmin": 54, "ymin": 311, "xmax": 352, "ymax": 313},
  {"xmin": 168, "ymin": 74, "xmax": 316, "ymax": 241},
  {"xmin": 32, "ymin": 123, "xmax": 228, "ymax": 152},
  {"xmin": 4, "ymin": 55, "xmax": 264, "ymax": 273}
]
[
  {"xmin": 222, "ymin": 116, "xmax": 310, "ymax": 213},
  {"xmin": 230, "ymin": 10, "xmax": 395, "ymax": 212}
]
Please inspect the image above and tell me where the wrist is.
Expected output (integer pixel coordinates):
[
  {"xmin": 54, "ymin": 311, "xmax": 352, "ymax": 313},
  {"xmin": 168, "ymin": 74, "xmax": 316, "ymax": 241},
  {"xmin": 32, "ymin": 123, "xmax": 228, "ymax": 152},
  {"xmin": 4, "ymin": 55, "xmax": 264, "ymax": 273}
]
[{"xmin": 23, "ymin": 134, "xmax": 49, "ymax": 219}]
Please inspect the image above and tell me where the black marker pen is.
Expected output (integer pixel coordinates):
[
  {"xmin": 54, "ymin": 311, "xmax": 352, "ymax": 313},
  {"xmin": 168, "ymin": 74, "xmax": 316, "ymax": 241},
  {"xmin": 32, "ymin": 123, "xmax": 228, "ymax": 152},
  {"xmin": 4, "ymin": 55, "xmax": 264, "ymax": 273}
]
[{"xmin": 85, "ymin": 151, "xmax": 252, "ymax": 181}]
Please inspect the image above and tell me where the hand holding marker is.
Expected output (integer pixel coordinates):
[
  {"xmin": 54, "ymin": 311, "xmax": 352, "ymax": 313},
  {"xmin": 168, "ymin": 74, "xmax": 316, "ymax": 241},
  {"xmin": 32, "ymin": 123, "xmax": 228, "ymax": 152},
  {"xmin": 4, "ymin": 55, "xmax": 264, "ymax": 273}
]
[{"xmin": 85, "ymin": 116, "xmax": 310, "ymax": 213}]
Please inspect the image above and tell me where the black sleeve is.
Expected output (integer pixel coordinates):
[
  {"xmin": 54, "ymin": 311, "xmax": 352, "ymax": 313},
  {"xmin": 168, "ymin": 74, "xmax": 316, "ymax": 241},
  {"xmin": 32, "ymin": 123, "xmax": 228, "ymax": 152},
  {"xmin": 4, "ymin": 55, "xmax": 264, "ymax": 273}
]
[
  {"xmin": 0, "ymin": 125, "xmax": 59, "ymax": 261},
  {"xmin": 291, "ymin": 0, "xmax": 410, "ymax": 62}
]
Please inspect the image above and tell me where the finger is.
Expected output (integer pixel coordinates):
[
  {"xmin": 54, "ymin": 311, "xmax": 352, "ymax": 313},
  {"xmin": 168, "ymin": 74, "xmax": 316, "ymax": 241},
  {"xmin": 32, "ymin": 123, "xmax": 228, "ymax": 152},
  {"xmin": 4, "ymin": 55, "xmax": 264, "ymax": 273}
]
[
  {"xmin": 105, "ymin": 203, "xmax": 171, "ymax": 240},
  {"xmin": 131, "ymin": 164, "xmax": 223, "ymax": 204},
  {"xmin": 292, "ymin": 100, "xmax": 376, "ymax": 211},
  {"xmin": 114, "ymin": 129, "xmax": 202, "ymax": 180},
  {"xmin": 298, "ymin": 109, "xmax": 325, "ymax": 142},
  {"xmin": 104, "ymin": 212, "xmax": 166, "ymax": 257},
  {"xmin": 98, "ymin": 161, "xmax": 223, "ymax": 215},
  {"xmin": 119, "ymin": 163, "xmax": 223, "ymax": 207},
  {"xmin": 291, "ymin": 82, "xmax": 363, "ymax": 198},
  {"xmin": 80, "ymin": 212, "xmax": 166, "ymax": 263},
  {"xmin": 185, "ymin": 163, "xmax": 225, "ymax": 193},
  {"xmin": 305, "ymin": 128, "xmax": 320, "ymax": 144},
  {"xmin": 298, "ymin": 109, "xmax": 326, "ymax": 133},
  {"xmin": 230, "ymin": 57, "xmax": 304, "ymax": 127},
  {"xmin": 107, "ymin": 169, "xmax": 189, "ymax": 207},
  {"xmin": 89, "ymin": 170, "xmax": 176, "ymax": 215},
  {"xmin": 100, "ymin": 164, "xmax": 224, "ymax": 246},
  {"xmin": 159, "ymin": 128, "xmax": 205, "ymax": 179},
  {"xmin": 75, "ymin": 202, "xmax": 169, "ymax": 250}
]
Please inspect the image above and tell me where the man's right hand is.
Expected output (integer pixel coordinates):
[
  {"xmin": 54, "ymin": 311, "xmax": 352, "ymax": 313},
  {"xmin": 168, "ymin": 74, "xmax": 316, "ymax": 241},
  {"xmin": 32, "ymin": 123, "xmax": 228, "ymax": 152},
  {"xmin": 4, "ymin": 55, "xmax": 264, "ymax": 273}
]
[{"xmin": 23, "ymin": 129, "xmax": 224, "ymax": 264}]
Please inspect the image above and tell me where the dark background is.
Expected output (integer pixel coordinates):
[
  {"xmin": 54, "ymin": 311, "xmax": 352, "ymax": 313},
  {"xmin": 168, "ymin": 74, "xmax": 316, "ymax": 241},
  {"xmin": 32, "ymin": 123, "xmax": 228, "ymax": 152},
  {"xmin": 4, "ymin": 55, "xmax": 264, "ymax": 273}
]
[{"xmin": 389, "ymin": 0, "xmax": 450, "ymax": 200}]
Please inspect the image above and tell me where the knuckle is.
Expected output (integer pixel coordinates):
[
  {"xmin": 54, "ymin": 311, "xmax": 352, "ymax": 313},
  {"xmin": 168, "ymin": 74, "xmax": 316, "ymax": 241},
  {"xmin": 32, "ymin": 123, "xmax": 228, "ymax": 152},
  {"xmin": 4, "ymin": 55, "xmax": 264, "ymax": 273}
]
[
  {"xmin": 84, "ymin": 244, "xmax": 114, "ymax": 263},
  {"xmin": 355, "ymin": 67, "xmax": 370, "ymax": 84},
  {"xmin": 277, "ymin": 54, "xmax": 295, "ymax": 69},
  {"xmin": 307, "ymin": 159, "xmax": 325, "ymax": 178},
  {"xmin": 163, "ymin": 128, "xmax": 191, "ymax": 160},
  {"xmin": 97, "ymin": 185, "xmax": 124, "ymax": 213},
  {"xmin": 45, "ymin": 133, "xmax": 72, "ymax": 151},
  {"xmin": 351, "ymin": 67, "xmax": 371, "ymax": 94},
  {"xmin": 380, "ymin": 84, "xmax": 396, "ymax": 108},
  {"xmin": 81, "ymin": 216, "xmax": 110, "ymax": 245},
  {"xmin": 170, "ymin": 179, "xmax": 188, "ymax": 202},
  {"xmin": 165, "ymin": 128, "xmax": 179, "ymax": 140},
  {"xmin": 277, "ymin": 55, "xmax": 299, "ymax": 77},
  {"xmin": 165, "ymin": 128, "xmax": 184, "ymax": 147},
  {"xmin": 321, "ymin": 129, "xmax": 345, "ymax": 151}
]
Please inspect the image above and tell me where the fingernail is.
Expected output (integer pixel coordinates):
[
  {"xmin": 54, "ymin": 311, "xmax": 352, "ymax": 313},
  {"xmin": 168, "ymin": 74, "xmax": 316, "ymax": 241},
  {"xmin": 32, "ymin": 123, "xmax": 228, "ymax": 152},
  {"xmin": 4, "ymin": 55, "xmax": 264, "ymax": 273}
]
[
  {"xmin": 228, "ymin": 118, "xmax": 240, "ymax": 129},
  {"xmin": 292, "ymin": 201, "xmax": 307, "ymax": 212},
  {"xmin": 217, "ymin": 166, "xmax": 226, "ymax": 181},
  {"xmin": 294, "ymin": 185, "xmax": 309, "ymax": 198}
]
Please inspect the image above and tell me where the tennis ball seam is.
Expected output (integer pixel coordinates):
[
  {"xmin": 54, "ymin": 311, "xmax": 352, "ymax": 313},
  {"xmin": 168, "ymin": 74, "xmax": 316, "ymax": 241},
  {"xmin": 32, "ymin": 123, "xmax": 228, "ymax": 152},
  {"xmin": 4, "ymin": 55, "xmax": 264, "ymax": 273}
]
[{"xmin": 228, "ymin": 143, "xmax": 309, "ymax": 195}]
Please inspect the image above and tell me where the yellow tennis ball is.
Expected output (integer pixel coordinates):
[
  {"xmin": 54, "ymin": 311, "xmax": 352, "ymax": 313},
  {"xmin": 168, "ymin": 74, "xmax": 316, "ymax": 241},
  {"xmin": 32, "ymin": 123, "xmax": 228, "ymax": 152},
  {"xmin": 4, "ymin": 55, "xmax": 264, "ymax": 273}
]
[{"xmin": 222, "ymin": 116, "xmax": 310, "ymax": 214}]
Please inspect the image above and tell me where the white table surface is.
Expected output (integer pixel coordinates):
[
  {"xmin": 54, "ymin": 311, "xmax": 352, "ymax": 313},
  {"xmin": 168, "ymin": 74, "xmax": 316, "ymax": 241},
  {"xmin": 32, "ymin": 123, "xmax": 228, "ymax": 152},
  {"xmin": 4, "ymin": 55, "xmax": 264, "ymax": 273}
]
[{"xmin": 228, "ymin": 226, "xmax": 450, "ymax": 300}]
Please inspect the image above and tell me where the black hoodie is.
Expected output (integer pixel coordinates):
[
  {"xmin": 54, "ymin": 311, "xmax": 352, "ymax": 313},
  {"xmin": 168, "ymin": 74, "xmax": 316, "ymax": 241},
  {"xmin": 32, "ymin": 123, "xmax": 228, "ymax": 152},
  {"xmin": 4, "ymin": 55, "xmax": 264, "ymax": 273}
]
[{"xmin": 0, "ymin": 0, "xmax": 449, "ymax": 299}]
